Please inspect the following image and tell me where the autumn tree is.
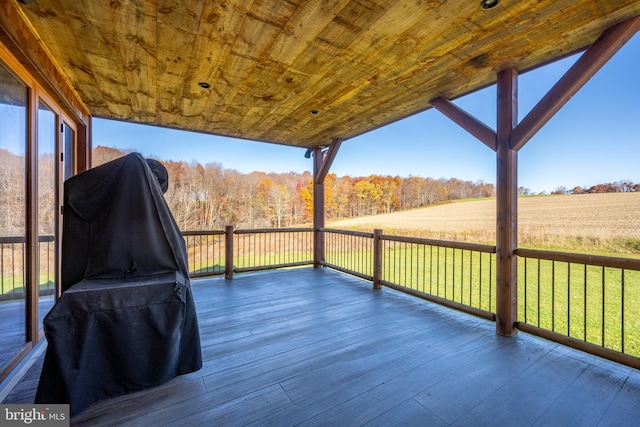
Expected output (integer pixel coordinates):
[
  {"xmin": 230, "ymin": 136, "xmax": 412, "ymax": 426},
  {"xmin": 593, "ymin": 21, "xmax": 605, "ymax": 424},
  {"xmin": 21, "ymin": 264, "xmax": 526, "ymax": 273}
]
[
  {"xmin": 93, "ymin": 145, "xmax": 130, "ymax": 166},
  {"xmin": 0, "ymin": 149, "xmax": 26, "ymax": 235}
]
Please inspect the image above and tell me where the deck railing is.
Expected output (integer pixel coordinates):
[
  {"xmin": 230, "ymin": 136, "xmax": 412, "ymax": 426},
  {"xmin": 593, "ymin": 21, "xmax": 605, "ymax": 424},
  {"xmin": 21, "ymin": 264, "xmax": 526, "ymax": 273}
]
[
  {"xmin": 232, "ymin": 227, "xmax": 314, "ymax": 273},
  {"xmin": 2, "ymin": 228, "xmax": 639, "ymax": 368},
  {"xmin": 0, "ymin": 236, "xmax": 26, "ymax": 302},
  {"xmin": 183, "ymin": 227, "xmax": 315, "ymax": 278},
  {"xmin": 515, "ymin": 248, "xmax": 640, "ymax": 365},
  {"xmin": 0, "ymin": 235, "xmax": 55, "ymax": 301},
  {"xmin": 377, "ymin": 234, "xmax": 497, "ymax": 321},
  {"xmin": 321, "ymin": 228, "xmax": 497, "ymax": 320},
  {"xmin": 322, "ymin": 228, "xmax": 374, "ymax": 281},
  {"xmin": 182, "ymin": 230, "xmax": 226, "ymax": 277}
]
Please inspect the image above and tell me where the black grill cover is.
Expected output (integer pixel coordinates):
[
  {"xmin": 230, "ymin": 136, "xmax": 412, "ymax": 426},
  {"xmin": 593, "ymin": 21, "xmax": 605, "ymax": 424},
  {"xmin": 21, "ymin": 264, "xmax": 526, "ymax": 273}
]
[{"xmin": 35, "ymin": 153, "xmax": 202, "ymax": 416}]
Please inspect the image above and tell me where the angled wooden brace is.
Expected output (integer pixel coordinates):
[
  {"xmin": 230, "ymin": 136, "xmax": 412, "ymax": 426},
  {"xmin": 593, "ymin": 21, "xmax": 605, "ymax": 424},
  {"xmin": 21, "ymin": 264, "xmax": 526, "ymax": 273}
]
[
  {"xmin": 429, "ymin": 97, "xmax": 497, "ymax": 151},
  {"xmin": 511, "ymin": 16, "xmax": 640, "ymax": 151},
  {"xmin": 314, "ymin": 138, "xmax": 343, "ymax": 184}
]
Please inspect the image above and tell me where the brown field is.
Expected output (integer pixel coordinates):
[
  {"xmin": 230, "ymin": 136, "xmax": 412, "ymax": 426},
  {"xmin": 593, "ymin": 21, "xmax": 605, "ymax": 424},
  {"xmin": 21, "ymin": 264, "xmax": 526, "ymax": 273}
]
[{"xmin": 328, "ymin": 192, "xmax": 640, "ymax": 256}]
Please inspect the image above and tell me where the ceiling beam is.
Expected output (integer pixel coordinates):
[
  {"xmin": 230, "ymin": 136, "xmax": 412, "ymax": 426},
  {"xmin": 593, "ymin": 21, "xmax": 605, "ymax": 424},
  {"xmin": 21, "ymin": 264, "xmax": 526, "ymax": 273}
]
[
  {"xmin": 429, "ymin": 97, "xmax": 497, "ymax": 151},
  {"xmin": 511, "ymin": 15, "xmax": 640, "ymax": 151}
]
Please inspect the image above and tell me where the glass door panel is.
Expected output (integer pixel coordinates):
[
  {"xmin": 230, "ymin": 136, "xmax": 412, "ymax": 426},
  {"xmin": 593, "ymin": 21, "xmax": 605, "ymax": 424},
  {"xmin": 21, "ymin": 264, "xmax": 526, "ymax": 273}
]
[
  {"xmin": 37, "ymin": 102, "xmax": 56, "ymax": 323},
  {"xmin": 0, "ymin": 61, "xmax": 28, "ymax": 372}
]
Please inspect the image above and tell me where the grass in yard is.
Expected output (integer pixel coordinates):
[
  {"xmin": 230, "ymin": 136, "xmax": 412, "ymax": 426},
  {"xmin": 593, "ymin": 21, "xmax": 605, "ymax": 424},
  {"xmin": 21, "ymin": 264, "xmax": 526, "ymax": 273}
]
[{"xmin": 329, "ymin": 192, "xmax": 640, "ymax": 258}]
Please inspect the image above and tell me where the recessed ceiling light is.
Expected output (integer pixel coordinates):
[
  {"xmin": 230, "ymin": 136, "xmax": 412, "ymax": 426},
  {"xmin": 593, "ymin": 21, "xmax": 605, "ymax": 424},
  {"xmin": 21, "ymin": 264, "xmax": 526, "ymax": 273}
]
[
  {"xmin": 480, "ymin": 0, "xmax": 499, "ymax": 10},
  {"xmin": 198, "ymin": 82, "xmax": 211, "ymax": 89}
]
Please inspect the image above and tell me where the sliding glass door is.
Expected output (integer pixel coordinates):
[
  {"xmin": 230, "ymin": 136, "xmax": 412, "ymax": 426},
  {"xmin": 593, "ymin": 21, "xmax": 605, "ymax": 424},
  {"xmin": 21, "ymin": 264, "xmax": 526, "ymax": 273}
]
[
  {"xmin": 0, "ymin": 59, "xmax": 28, "ymax": 373},
  {"xmin": 0, "ymin": 56, "xmax": 77, "ymax": 379}
]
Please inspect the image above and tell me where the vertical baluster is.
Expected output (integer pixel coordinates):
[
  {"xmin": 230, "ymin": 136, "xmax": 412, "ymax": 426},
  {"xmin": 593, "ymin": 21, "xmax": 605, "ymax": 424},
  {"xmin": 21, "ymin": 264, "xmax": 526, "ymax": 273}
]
[
  {"xmin": 583, "ymin": 264, "xmax": 587, "ymax": 342},
  {"xmin": 523, "ymin": 257, "xmax": 528, "ymax": 324},
  {"xmin": 567, "ymin": 263, "xmax": 571, "ymax": 337},
  {"xmin": 621, "ymin": 269, "xmax": 625, "ymax": 354},
  {"xmin": 601, "ymin": 266, "xmax": 606, "ymax": 347},
  {"xmin": 436, "ymin": 246, "xmax": 441, "ymax": 297},
  {"xmin": 444, "ymin": 247, "xmax": 448, "ymax": 300},
  {"xmin": 468, "ymin": 250, "xmax": 472, "ymax": 308},
  {"xmin": 552, "ymin": 261, "xmax": 556, "ymax": 332},
  {"xmin": 429, "ymin": 245, "xmax": 433, "ymax": 295},
  {"xmin": 479, "ymin": 252, "xmax": 483, "ymax": 310}
]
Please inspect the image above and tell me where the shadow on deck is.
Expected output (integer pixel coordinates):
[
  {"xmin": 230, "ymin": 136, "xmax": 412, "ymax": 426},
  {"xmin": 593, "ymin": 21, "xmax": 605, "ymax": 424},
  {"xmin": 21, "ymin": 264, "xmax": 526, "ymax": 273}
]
[{"xmin": 4, "ymin": 267, "xmax": 640, "ymax": 425}]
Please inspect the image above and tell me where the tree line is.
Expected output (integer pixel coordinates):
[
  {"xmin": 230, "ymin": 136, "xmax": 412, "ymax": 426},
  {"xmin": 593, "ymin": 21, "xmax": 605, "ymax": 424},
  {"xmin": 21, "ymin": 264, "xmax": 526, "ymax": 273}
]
[
  {"xmin": 2, "ymin": 146, "xmax": 636, "ymax": 237},
  {"xmin": 93, "ymin": 146, "xmax": 494, "ymax": 230},
  {"xmin": 551, "ymin": 181, "xmax": 640, "ymax": 195}
]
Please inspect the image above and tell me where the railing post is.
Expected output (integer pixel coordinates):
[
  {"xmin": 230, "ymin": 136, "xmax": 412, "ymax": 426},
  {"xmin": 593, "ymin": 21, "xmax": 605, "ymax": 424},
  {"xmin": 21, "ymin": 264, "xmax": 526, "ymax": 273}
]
[
  {"xmin": 314, "ymin": 227, "xmax": 324, "ymax": 268},
  {"xmin": 225, "ymin": 225, "xmax": 233, "ymax": 279},
  {"xmin": 373, "ymin": 229, "xmax": 382, "ymax": 289}
]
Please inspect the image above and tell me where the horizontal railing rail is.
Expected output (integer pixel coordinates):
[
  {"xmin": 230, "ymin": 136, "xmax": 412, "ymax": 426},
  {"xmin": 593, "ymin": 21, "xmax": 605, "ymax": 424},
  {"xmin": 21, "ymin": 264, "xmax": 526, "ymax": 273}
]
[
  {"xmin": 0, "ymin": 235, "xmax": 55, "ymax": 244},
  {"xmin": 515, "ymin": 247, "xmax": 640, "ymax": 368}
]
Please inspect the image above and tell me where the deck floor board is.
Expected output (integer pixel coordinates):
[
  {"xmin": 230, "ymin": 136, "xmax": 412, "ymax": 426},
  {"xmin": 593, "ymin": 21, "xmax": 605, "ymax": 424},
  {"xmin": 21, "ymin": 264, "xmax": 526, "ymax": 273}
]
[{"xmin": 3, "ymin": 267, "xmax": 640, "ymax": 425}]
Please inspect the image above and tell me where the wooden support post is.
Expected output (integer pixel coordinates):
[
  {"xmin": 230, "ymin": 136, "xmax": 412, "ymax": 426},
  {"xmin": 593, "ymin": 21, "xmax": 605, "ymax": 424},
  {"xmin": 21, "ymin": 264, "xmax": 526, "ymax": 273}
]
[
  {"xmin": 313, "ymin": 147, "xmax": 325, "ymax": 268},
  {"xmin": 225, "ymin": 225, "xmax": 234, "ymax": 279},
  {"xmin": 312, "ymin": 139, "xmax": 343, "ymax": 268},
  {"xmin": 495, "ymin": 69, "xmax": 518, "ymax": 337},
  {"xmin": 373, "ymin": 229, "xmax": 382, "ymax": 289}
]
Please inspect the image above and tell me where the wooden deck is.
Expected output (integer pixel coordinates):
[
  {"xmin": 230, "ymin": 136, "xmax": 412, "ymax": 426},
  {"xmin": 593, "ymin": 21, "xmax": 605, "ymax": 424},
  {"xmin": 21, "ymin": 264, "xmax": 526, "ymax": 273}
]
[{"xmin": 4, "ymin": 267, "xmax": 640, "ymax": 425}]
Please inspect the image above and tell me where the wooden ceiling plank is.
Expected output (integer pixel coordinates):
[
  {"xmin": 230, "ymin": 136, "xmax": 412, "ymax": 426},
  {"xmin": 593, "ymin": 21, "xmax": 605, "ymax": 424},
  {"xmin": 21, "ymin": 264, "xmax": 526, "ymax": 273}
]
[
  {"xmin": 251, "ymin": 1, "xmax": 433, "ymax": 143},
  {"xmin": 181, "ymin": 1, "xmax": 254, "ymax": 122},
  {"xmin": 64, "ymin": 1, "xmax": 134, "ymax": 119},
  {"xmin": 288, "ymin": 0, "xmax": 488, "ymax": 139},
  {"xmin": 201, "ymin": 3, "xmax": 356, "ymax": 141},
  {"xmin": 206, "ymin": 0, "xmax": 351, "ymax": 133},
  {"xmin": 16, "ymin": 0, "xmax": 640, "ymax": 147},
  {"xmin": 252, "ymin": 0, "xmax": 402, "ymax": 142},
  {"xmin": 198, "ymin": 2, "xmax": 292, "ymax": 129},
  {"xmin": 155, "ymin": 0, "xmax": 206, "ymax": 124},
  {"xmin": 112, "ymin": 1, "xmax": 157, "ymax": 122},
  {"xmin": 267, "ymin": 0, "xmax": 351, "ymax": 66}
]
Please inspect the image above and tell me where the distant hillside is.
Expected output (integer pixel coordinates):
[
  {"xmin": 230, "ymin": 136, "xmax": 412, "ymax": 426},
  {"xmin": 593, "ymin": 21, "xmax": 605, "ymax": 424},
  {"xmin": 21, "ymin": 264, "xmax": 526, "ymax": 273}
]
[{"xmin": 328, "ymin": 193, "xmax": 640, "ymax": 256}]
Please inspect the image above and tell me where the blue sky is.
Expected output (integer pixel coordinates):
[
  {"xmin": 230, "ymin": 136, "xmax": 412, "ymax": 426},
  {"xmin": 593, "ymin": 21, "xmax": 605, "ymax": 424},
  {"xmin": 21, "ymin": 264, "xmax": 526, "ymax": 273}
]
[{"xmin": 93, "ymin": 34, "xmax": 639, "ymax": 194}]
